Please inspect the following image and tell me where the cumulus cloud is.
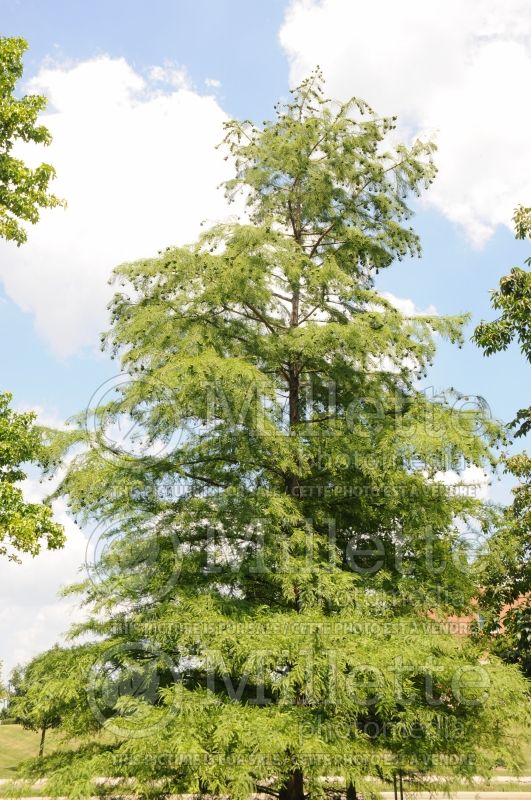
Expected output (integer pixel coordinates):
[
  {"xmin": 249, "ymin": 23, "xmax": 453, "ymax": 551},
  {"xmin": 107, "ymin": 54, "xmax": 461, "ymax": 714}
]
[
  {"xmin": 434, "ymin": 464, "xmax": 491, "ymax": 502},
  {"xmin": 381, "ymin": 291, "xmax": 437, "ymax": 317},
  {"xmin": 0, "ymin": 482, "xmax": 87, "ymax": 676},
  {"xmin": 279, "ymin": 0, "xmax": 531, "ymax": 245},
  {"xmin": 148, "ymin": 62, "xmax": 191, "ymax": 89},
  {"xmin": 13, "ymin": 403, "xmax": 69, "ymax": 430},
  {"xmin": 0, "ymin": 56, "xmax": 238, "ymax": 357}
]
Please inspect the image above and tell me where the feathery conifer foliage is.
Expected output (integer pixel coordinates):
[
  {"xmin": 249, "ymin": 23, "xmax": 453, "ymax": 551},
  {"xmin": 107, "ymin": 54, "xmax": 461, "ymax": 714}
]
[{"xmin": 21, "ymin": 73, "xmax": 528, "ymax": 800}]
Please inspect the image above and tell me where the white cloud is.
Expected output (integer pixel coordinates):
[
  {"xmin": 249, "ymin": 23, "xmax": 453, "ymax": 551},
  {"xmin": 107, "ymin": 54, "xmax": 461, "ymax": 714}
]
[
  {"xmin": 13, "ymin": 403, "xmax": 68, "ymax": 430},
  {"xmin": 0, "ymin": 56, "xmax": 238, "ymax": 357},
  {"xmin": 381, "ymin": 291, "xmax": 438, "ymax": 317},
  {"xmin": 0, "ymin": 484, "xmax": 87, "ymax": 676},
  {"xmin": 434, "ymin": 464, "xmax": 491, "ymax": 501},
  {"xmin": 279, "ymin": 0, "xmax": 531, "ymax": 246},
  {"xmin": 434, "ymin": 466, "xmax": 493, "ymax": 558},
  {"xmin": 205, "ymin": 78, "xmax": 222, "ymax": 88},
  {"xmin": 149, "ymin": 62, "xmax": 191, "ymax": 89}
]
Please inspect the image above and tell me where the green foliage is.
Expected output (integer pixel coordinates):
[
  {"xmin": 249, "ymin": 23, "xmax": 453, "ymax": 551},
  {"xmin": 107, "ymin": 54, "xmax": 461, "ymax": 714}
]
[
  {"xmin": 0, "ymin": 39, "xmax": 64, "ymax": 560},
  {"xmin": 7, "ymin": 647, "xmax": 97, "ymax": 748},
  {"xmin": 473, "ymin": 205, "xmax": 531, "ymax": 438},
  {"xmin": 9, "ymin": 650, "xmax": 64, "ymax": 736},
  {"xmin": 514, "ymin": 205, "xmax": 531, "ymax": 242},
  {"xmin": 494, "ymin": 601, "xmax": 531, "ymax": 678},
  {"xmin": 475, "ymin": 504, "xmax": 530, "ymax": 677},
  {"xmin": 473, "ymin": 206, "xmax": 530, "ymax": 677},
  {"xmin": 222, "ymin": 72, "xmax": 436, "ymax": 270},
  {"xmin": 0, "ymin": 392, "xmax": 64, "ymax": 559},
  {"xmin": 0, "ymin": 36, "xmax": 63, "ymax": 245},
  {"xmin": 15, "ymin": 74, "xmax": 529, "ymax": 799}
]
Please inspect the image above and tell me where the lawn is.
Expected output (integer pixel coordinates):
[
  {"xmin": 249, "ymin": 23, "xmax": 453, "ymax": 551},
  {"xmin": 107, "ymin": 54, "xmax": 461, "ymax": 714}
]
[
  {"xmin": 0, "ymin": 723, "xmax": 529, "ymax": 785},
  {"xmin": 0, "ymin": 725, "xmax": 63, "ymax": 779},
  {"xmin": 0, "ymin": 724, "xmax": 36, "ymax": 778}
]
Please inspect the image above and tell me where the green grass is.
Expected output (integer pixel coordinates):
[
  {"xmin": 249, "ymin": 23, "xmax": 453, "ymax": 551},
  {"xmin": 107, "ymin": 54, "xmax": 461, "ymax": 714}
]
[
  {"xmin": 496, "ymin": 730, "xmax": 531, "ymax": 776},
  {"xmin": 0, "ymin": 725, "xmax": 39, "ymax": 778},
  {"xmin": 0, "ymin": 725, "xmax": 65, "ymax": 779},
  {"xmin": 0, "ymin": 723, "xmax": 529, "ymax": 787}
]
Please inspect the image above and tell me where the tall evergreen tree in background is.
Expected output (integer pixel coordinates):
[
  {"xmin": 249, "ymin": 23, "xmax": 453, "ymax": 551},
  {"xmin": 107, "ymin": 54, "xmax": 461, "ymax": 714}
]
[{"xmin": 23, "ymin": 74, "xmax": 528, "ymax": 800}]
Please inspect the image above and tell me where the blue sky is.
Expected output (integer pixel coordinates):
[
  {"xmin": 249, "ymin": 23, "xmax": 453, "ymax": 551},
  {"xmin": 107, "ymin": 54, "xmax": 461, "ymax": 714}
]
[
  {"xmin": 0, "ymin": 0, "xmax": 529, "ymax": 671},
  {"xmin": 0, "ymin": 0, "xmax": 528, "ymax": 439},
  {"xmin": 2, "ymin": 0, "xmax": 289, "ymax": 118},
  {"xmin": 0, "ymin": 0, "xmax": 289, "ymax": 413}
]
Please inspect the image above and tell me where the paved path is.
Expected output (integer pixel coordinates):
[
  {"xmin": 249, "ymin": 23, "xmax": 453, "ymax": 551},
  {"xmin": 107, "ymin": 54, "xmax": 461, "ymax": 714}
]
[{"xmin": 381, "ymin": 794, "xmax": 531, "ymax": 800}]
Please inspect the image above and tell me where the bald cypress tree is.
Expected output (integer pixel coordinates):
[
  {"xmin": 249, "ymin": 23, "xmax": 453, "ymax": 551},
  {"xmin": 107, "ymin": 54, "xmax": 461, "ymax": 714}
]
[{"xmin": 24, "ymin": 74, "xmax": 528, "ymax": 800}]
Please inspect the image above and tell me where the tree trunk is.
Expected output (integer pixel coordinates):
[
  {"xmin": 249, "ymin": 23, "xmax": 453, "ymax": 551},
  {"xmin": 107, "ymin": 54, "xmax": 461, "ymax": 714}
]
[
  {"xmin": 279, "ymin": 768, "xmax": 304, "ymax": 800},
  {"xmin": 281, "ymin": 220, "xmax": 304, "ymax": 800},
  {"xmin": 38, "ymin": 725, "xmax": 47, "ymax": 757},
  {"xmin": 346, "ymin": 782, "xmax": 357, "ymax": 800},
  {"xmin": 286, "ymin": 281, "xmax": 301, "ymax": 499}
]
